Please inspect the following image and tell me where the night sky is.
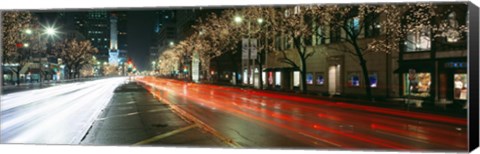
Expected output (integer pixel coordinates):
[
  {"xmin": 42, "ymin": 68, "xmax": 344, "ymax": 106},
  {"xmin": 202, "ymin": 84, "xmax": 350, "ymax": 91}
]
[
  {"xmin": 126, "ymin": 11, "xmax": 156, "ymax": 71},
  {"xmin": 36, "ymin": 10, "xmax": 157, "ymax": 71}
]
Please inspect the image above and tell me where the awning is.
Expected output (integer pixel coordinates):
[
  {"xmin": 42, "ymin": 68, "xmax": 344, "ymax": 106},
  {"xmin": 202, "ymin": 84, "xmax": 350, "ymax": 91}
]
[{"xmin": 394, "ymin": 61, "xmax": 434, "ymax": 73}]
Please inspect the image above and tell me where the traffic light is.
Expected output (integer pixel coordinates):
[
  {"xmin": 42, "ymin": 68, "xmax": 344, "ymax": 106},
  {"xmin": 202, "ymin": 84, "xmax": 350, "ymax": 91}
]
[
  {"xmin": 183, "ymin": 66, "xmax": 188, "ymax": 73},
  {"xmin": 16, "ymin": 43, "xmax": 23, "ymax": 48}
]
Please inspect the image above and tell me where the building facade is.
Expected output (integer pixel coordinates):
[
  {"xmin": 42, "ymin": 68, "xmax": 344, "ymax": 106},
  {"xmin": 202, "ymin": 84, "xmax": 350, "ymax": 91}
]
[
  {"xmin": 237, "ymin": 4, "xmax": 468, "ymax": 110},
  {"xmin": 395, "ymin": 4, "xmax": 468, "ymax": 108}
]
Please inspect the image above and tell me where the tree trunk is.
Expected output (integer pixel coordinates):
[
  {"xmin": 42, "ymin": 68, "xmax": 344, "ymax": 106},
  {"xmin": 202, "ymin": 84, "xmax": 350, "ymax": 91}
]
[
  {"xmin": 15, "ymin": 70, "xmax": 21, "ymax": 86},
  {"xmin": 258, "ymin": 59, "xmax": 263, "ymax": 90},
  {"xmin": 257, "ymin": 49, "xmax": 265, "ymax": 90},
  {"xmin": 301, "ymin": 58, "xmax": 308, "ymax": 94},
  {"xmin": 215, "ymin": 59, "xmax": 220, "ymax": 83},
  {"xmin": 359, "ymin": 59, "xmax": 373, "ymax": 100},
  {"xmin": 351, "ymin": 37, "xmax": 373, "ymax": 101}
]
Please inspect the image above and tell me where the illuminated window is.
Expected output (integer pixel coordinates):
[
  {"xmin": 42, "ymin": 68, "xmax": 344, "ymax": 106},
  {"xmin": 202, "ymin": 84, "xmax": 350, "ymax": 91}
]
[
  {"xmin": 349, "ymin": 17, "xmax": 360, "ymax": 32},
  {"xmin": 348, "ymin": 72, "xmax": 360, "ymax": 87},
  {"xmin": 275, "ymin": 71, "xmax": 281, "ymax": 86},
  {"xmin": 262, "ymin": 72, "xmax": 266, "ymax": 86},
  {"xmin": 404, "ymin": 72, "xmax": 431, "ymax": 97},
  {"xmin": 443, "ymin": 12, "xmax": 462, "ymax": 43},
  {"xmin": 405, "ymin": 27, "xmax": 431, "ymax": 52},
  {"xmin": 454, "ymin": 74, "xmax": 467, "ymax": 100},
  {"xmin": 306, "ymin": 73, "xmax": 313, "ymax": 85},
  {"xmin": 268, "ymin": 72, "xmax": 274, "ymax": 85},
  {"xmin": 316, "ymin": 73, "xmax": 324, "ymax": 85},
  {"xmin": 243, "ymin": 69, "xmax": 248, "ymax": 84},
  {"xmin": 293, "ymin": 71, "xmax": 300, "ymax": 87},
  {"xmin": 294, "ymin": 6, "xmax": 301, "ymax": 14},
  {"xmin": 369, "ymin": 73, "xmax": 378, "ymax": 88}
]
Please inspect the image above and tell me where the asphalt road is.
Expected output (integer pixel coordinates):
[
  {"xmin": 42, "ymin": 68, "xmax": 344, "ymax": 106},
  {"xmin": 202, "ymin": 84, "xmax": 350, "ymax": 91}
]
[
  {"xmin": 0, "ymin": 77, "xmax": 128, "ymax": 144},
  {"xmin": 137, "ymin": 77, "xmax": 468, "ymax": 152}
]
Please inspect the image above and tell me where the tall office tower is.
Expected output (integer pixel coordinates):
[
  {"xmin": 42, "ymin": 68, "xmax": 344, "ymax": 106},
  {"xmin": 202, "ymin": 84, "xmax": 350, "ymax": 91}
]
[{"xmin": 74, "ymin": 11, "xmax": 110, "ymax": 63}]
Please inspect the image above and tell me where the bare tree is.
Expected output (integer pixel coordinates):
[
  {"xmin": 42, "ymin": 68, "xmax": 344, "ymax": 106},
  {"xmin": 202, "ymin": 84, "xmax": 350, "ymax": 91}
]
[
  {"xmin": 191, "ymin": 12, "xmax": 242, "ymax": 81},
  {"xmin": 2, "ymin": 12, "xmax": 44, "ymax": 85},
  {"xmin": 53, "ymin": 38, "xmax": 98, "ymax": 79},
  {"xmin": 269, "ymin": 6, "xmax": 321, "ymax": 94}
]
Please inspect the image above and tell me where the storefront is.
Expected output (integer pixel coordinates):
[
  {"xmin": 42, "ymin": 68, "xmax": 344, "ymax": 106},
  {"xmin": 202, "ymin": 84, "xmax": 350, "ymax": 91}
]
[
  {"xmin": 396, "ymin": 60, "xmax": 436, "ymax": 104},
  {"xmin": 263, "ymin": 67, "xmax": 297, "ymax": 91},
  {"xmin": 396, "ymin": 58, "xmax": 467, "ymax": 108},
  {"xmin": 438, "ymin": 59, "xmax": 468, "ymax": 107}
]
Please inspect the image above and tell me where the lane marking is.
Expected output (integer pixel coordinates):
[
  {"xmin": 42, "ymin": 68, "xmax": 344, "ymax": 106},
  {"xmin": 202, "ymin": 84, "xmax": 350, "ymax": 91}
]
[
  {"xmin": 95, "ymin": 108, "xmax": 171, "ymax": 121},
  {"xmin": 133, "ymin": 124, "xmax": 199, "ymax": 145},
  {"xmin": 139, "ymin": 81, "xmax": 242, "ymax": 148},
  {"xmin": 298, "ymin": 132, "xmax": 342, "ymax": 148}
]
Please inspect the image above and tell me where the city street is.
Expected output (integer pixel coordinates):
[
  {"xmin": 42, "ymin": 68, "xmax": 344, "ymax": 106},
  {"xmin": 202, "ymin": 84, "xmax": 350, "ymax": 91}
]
[
  {"xmin": 1, "ymin": 3, "xmax": 475, "ymax": 152},
  {"xmin": 137, "ymin": 77, "xmax": 468, "ymax": 151},
  {"xmin": 0, "ymin": 77, "xmax": 127, "ymax": 144}
]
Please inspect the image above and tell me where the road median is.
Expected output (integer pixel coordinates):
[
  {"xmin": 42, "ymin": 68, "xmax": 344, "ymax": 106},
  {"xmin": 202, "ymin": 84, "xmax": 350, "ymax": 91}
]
[{"xmin": 80, "ymin": 81, "xmax": 229, "ymax": 147}]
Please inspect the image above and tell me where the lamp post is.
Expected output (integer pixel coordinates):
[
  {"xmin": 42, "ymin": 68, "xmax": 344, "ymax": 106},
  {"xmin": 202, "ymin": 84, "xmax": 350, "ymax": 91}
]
[
  {"xmin": 234, "ymin": 15, "xmax": 263, "ymax": 88},
  {"xmin": 151, "ymin": 61, "xmax": 156, "ymax": 75},
  {"xmin": 43, "ymin": 26, "xmax": 58, "ymax": 82},
  {"xmin": 22, "ymin": 26, "xmax": 58, "ymax": 84}
]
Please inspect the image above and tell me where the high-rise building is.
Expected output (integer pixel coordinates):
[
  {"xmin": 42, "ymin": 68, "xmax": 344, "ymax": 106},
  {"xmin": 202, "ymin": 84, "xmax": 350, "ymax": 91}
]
[
  {"xmin": 149, "ymin": 10, "xmax": 177, "ymax": 68},
  {"xmin": 73, "ymin": 11, "xmax": 128, "ymax": 64}
]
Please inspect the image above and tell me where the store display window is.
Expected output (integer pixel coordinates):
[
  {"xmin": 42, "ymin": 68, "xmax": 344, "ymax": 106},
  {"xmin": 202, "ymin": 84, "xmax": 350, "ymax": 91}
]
[
  {"xmin": 454, "ymin": 74, "xmax": 468, "ymax": 100},
  {"xmin": 404, "ymin": 72, "xmax": 431, "ymax": 97},
  {"xmin": 348, "ymin": 73, "xmax": 360, "ymax": 87},
  {"xmin": 316, "ymin": 73, "xmax": 324, "ymax": 85},
  {"xmin": 306, "ymin": 73, "xmax": 313, "ymax": 85},
  {"xmin": 293, "ymin": 71, "xmax": 300, "ymax": 87}
]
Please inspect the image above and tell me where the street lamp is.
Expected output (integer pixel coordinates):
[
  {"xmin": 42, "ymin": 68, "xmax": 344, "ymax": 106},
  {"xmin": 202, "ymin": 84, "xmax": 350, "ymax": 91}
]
[
  {"xmin": 45, "ymin": 27, "xmax": 57, "ymax": 36},
  {"xmin": 234, "ymin": 15, "xmax": 264, "ymax": 88},
  {"xmin": 169, "ymin": 41, "xmax": 174, "ymax": 47},
  {"xmin": 151, "ymin": 61, "xmax": 156, "ymax": 72},
  {"xmin": 234, "ymin": 16, "xmax": 243, "ymax": 23},
  {"xmin": 257, "ymin": 18, "xmax": 264, "ymax": 24},
  {"xmin": 25, "ymin": 29, "xmax": 33, "ymax": 35},
  {"xmin": 23, "ymin": 43, "xmax": 29, "ymax": 48}
]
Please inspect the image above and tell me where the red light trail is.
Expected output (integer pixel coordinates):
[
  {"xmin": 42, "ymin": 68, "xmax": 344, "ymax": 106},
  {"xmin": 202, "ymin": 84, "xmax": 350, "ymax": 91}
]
[{"xmin": 137, "ymin": 77, "xmax": 467, "ymax": 151}]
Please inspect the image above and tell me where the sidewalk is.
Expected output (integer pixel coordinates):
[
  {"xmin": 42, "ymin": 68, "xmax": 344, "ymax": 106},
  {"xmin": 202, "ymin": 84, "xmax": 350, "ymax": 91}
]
[{"xmin": 80, "ymin": 81, "xmax": 230, "ymax": 147}]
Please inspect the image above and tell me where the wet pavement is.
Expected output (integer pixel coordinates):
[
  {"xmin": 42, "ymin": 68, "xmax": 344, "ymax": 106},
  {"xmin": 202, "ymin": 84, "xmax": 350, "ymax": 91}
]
[
  {"xmin": 80, "ymin": 81, "xmax": 229, "ymax": 147},
  {"xmin": 137, "ymin": 77, "xmax": 468, "ymax": 152}
]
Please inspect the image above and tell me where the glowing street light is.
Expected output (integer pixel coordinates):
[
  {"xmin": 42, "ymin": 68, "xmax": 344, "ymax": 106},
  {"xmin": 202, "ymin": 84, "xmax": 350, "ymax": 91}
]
[
  {"xmin": 23, "ymin": 43, "xmax": 30, "ymax": 48},
  {"xmin": 25, "ymin": 29, "xmax": 33, "ymax": 35},
  {"xmin": 169, "ymin": 41, "xmax": 174, "ymax": 47},
  {"xmin": 257, "ymin": 18, "xmax": 264, "ymax": 24},
  {"xmin": 45, "ymin": 27, "xmax": 58, "ymax": 36},
  {"xmin": 234, "ymin": 16, "xmax": 242, "ymax": 23}
]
